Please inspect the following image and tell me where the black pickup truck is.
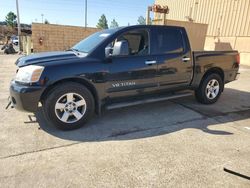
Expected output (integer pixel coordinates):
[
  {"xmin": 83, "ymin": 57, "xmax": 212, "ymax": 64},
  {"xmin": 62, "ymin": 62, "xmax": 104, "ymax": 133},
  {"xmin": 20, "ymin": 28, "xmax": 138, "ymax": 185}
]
[{"xmin": 9, "ymin": 25, "xmax": 240, "ymax": 130}]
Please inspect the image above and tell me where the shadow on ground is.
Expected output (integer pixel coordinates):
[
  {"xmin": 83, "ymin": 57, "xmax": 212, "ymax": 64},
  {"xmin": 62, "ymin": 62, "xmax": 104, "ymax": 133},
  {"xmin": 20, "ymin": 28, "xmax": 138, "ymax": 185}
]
[{"xmin": 31, "ymin": 88, "xmax": 250, "ymax": 142}]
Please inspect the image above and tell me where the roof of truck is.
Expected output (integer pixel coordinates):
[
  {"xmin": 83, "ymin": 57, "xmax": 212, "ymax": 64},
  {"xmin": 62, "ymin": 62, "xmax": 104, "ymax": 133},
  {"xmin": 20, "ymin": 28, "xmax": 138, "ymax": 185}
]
[
  {"xmin": 104, "ymin": 25, "xmax": 185, "ymax": 33},
  {"xmin": 124, "ymin": 25, "xmax": 185, "ymax": 29}
]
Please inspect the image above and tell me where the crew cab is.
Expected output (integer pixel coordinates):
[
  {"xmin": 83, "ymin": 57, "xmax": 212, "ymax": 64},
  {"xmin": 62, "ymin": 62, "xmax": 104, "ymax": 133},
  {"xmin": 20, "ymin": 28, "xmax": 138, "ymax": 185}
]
[{"xmin": 9, "ymin": 25, "xmax": 240, "ymax": 130}]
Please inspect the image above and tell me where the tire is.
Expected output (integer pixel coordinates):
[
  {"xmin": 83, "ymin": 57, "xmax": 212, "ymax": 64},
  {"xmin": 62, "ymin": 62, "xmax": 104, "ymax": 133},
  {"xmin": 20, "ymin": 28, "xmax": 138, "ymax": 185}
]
[
  {"xmin": 43, "ymin": 82, "xmax": 95, "ymax": 130},
  {"xmin": 195, "ymin": 73, "xmax": 223, "ymax": 104}
]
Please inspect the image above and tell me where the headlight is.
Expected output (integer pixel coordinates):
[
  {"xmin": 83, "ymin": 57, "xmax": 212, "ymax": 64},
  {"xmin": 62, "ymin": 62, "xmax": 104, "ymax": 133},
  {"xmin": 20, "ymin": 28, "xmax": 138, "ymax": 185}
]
[{"xmin": 15, "ymin": 65, "xmax": 44, "ymax": 83}]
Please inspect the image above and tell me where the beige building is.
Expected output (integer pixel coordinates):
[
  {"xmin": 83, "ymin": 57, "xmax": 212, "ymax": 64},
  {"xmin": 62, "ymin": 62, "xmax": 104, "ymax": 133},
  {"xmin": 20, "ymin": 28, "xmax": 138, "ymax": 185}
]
[
  {"xmin": 32, "ymin": 23, "xmax": 99, "ymax": 53},
  {"xmin": 155, "ymin": 0, "xmax": 250, "ymax": 65}
]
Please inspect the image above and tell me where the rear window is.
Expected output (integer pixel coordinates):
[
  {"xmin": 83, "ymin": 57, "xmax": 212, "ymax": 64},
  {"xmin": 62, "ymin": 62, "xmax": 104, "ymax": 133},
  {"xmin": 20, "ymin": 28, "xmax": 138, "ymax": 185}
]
[{"xmin": 152, "ymin": 28, "xmax": 184, "ymax": 54}]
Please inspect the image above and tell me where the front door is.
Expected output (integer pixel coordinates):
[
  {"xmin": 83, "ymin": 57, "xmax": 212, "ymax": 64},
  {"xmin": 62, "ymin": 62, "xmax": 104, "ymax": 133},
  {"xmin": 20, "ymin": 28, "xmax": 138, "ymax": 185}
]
[{"xmin": 105, "ymin": 29, "xmax": 158, "ymax": 99}]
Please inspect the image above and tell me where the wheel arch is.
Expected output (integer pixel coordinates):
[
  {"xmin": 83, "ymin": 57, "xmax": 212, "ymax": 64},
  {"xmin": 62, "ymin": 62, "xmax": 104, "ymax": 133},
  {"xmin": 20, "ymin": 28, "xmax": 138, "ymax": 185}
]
[
  {"xmin": 195, "ymin": 67, "xmax": 224, "ymax": 104},
  {"xmin": 40, "ymin": 77, "xmax": 101, "ymax": 114},
  {"xmin": 203, "ymin": 67, "xmax": 224, "ymax": 82},
  {"xmin": 199, "ymin": 67, "xmax": 225, "ymax": 91}
]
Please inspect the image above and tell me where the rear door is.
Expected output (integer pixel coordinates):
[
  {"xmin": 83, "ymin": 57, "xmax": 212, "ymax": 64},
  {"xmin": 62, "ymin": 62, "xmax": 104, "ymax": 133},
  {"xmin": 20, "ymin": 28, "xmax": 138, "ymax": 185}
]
[
  {"xmin": 105, "ymin": 28, "xmax": 158, "ymax": 99},
  {"xmin": 152, "ymin": 27, "xmax": 193, "ymax": 89}
]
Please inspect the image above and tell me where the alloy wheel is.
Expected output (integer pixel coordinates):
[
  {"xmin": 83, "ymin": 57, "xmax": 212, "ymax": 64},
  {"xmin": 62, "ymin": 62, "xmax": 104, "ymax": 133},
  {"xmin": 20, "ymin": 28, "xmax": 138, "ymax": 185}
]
[
  {"xmin": 206, "ymin": 79, "xmax": 220, "ymax": 100},
  {"xmin": 54, "ymin": 93, "xmax": 87, "ymax": 123}
]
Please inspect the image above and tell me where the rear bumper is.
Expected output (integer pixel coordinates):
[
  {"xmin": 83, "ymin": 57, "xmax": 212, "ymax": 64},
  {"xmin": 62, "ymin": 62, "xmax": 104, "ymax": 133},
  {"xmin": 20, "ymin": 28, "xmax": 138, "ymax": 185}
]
[
  {"xmin": 224, "ymin": 69, "xmax": 240, "ymax": 83},
  {"xmin": 9, "ymin": 81, "xmax": 44, "ymax": 112}
]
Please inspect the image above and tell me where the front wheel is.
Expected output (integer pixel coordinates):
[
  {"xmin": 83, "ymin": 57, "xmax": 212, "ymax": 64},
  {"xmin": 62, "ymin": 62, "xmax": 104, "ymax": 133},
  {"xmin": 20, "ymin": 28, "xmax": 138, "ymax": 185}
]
[
  {"xmin": 43, "ymin": 82, "xmax": 95, "ymax": 130},
  {"xmin": 195, "ymin": 73, "xmax": 224, "ymax": 104}
]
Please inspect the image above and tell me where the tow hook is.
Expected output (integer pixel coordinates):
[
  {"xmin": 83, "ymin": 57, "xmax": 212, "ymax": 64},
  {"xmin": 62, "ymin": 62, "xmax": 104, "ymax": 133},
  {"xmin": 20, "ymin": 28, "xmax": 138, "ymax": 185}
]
[{"xmin": 6, "ymin": 97, "xmax": 14, "ymax": 110}]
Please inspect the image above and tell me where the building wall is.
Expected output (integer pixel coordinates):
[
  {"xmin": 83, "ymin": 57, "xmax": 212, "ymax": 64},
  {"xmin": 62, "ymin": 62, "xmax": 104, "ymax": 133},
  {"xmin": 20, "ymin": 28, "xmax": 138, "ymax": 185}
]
[
  {"xmin": 155, "ymin": 0, "xmax": 250, "ymax": 37},
  {"xmin": 155, "ymin": 0, "xmax": 250, "ymax": 65},
  {"xmin": 205, "ymin": 36, "xmax": 250, "ymax": 65},
  {"xmin": 32, "ymin": 23, "xmax": 100, "ymax": 52}
]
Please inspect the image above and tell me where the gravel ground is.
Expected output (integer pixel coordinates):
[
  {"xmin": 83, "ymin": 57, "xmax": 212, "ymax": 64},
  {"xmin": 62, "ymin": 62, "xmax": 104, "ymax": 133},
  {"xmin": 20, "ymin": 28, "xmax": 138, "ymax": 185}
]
[{"xmin": 0, "ymin": 55, "xmax": 250, "ymax": 188}]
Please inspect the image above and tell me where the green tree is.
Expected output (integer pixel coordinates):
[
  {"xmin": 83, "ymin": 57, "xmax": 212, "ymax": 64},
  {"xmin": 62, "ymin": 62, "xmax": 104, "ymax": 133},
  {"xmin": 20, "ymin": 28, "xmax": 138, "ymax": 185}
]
[
  {"xmin": 137, "ymin": 16, "xmax": 152, "ymax": 25},
  {"xmin": 96, "ymin": 14, "xmax": 108, "ymax": 29},
  {"xmin": 44, "ymin": 19, "xmax": 50, "ymax": 24},
  {"xmin": 110, "ymin": 19, "xmax": 119, "ymax": 28},
  {"xmin": 137, "ymin": 16, "xmax": 146, "ymax": 25},
  {"xmin": 5, "ymin": 11, "xmax": 17, "ymax": 28}
]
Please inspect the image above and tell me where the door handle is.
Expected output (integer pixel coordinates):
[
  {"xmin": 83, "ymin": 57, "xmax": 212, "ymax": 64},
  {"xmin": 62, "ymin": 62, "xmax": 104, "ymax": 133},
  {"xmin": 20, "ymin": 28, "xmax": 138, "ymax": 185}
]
[
  {"xmin": 182, "ymin": 57, "xmax": 191, "ymax": 62},
  {"xmin": 145, "ymin": 60, "xmax": 157, "ymax": 65}
]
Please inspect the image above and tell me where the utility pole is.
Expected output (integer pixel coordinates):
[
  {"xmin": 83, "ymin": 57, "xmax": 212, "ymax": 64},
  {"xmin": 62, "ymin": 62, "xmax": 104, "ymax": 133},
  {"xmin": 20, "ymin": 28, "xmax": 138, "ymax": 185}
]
[
  {"xmin": 16, "ymin": 0, "xmax": 22, "ymax": 52},
  {"xmin": 41, "ymin": 14, "xmax": 44, "ymax": 24},
  {"xmin": 85, "ymin": 0, "xmax": 87, "ymax": 28}
]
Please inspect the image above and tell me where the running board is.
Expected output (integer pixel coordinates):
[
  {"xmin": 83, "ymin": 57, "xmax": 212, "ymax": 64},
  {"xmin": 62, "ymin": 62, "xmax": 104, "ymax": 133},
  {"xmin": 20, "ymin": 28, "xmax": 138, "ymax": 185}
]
[{"xmin": 106, "ymin": 92, "xmax": 193, "ymax": 110}]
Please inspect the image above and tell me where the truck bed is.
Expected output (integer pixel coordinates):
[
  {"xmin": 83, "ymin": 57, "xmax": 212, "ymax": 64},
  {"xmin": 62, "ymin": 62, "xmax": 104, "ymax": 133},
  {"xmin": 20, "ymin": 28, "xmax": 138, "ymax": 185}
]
[
  {"xmin": 193, "ymin": 50, "xmax": 238, "ymax": 58},
  {"xmin": 191, "ymin": 50, "xmax": 239, "ymax": 87}
]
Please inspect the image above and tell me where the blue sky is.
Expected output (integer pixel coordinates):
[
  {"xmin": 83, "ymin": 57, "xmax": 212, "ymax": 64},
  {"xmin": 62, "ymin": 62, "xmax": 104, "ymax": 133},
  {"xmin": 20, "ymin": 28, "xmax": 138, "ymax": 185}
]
[{"xmin": 0, "ymin": 0, "xmax": 154, "ymax": 27}]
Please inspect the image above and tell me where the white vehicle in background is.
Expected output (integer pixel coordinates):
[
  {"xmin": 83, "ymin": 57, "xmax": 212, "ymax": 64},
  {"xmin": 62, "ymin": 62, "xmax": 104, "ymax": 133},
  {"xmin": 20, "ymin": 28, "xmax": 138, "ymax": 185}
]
[{"xmin": 11, "ymin": 36, "xmax": 19, "ymax": 46}]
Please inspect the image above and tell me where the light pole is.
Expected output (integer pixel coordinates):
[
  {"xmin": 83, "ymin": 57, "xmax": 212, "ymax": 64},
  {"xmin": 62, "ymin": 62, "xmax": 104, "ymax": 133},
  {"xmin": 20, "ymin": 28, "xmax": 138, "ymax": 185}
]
[
  {"xmin": 85, "ymin": 0, "xmax": 87, "ymax": 28},
  {"xmin": 41, "ymin": 14, "xmax": 44, "ymax": 24},
  {"xmin": 16, "ymin": 0, "xmax": 22, "ymax": 51}
]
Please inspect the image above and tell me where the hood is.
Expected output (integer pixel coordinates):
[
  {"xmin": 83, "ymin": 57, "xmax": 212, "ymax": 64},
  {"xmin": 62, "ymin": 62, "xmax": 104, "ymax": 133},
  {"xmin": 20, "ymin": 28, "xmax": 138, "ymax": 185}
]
[{"xmin": 16, "ymin": 51, "xmax": 85, "ymax": 67}]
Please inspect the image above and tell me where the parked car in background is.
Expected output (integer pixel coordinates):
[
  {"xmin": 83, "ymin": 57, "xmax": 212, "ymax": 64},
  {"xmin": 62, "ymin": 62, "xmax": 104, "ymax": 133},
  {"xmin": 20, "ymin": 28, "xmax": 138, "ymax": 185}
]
[{"xmin": 8, "ymin": 25, "xmax": 240, "ymax": 130}]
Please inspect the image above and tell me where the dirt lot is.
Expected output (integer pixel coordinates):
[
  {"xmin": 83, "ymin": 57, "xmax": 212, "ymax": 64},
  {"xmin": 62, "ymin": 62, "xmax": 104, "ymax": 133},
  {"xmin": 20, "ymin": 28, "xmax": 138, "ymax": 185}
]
[{"xmin": 0, "ymin": 55, "xmax": 250, "ymax": 187}]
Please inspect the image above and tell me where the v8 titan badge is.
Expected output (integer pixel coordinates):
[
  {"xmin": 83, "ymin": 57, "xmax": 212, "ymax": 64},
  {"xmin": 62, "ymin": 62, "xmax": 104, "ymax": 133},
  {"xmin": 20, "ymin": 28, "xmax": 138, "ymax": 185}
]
[{"xmin": 112, "ymin": 82, "xmax": 136, "ymax": 88}]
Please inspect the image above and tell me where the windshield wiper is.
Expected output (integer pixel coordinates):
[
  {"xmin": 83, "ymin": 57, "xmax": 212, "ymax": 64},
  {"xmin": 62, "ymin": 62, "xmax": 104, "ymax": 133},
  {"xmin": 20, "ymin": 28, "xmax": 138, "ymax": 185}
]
[
  {"xmin": 67, "ymin": 48, "xmax": 87, "ymax": 53},
  {"xmin": 67, "ymin": 48, "xmax": 78, "ymax": 52}
]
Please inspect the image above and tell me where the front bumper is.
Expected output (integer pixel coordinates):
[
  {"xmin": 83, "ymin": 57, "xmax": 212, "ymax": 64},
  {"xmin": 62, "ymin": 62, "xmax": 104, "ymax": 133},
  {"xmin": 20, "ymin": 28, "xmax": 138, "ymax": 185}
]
[{"xmin": 9, "ymin": 81, "xmax": 45, "ymax": 112}]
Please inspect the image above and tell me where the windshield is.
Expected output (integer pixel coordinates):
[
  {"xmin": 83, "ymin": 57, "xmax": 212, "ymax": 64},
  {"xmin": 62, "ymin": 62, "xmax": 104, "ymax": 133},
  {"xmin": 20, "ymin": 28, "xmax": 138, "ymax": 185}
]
[{"xmin": 72, "ymin": 29, "xmax": 119, "ymax": 53}]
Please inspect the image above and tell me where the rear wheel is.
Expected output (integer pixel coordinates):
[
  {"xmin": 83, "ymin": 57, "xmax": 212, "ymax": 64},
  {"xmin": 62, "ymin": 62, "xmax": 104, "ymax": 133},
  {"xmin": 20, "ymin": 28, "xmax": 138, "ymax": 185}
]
[
  {"xmin": 43, "ymin": 82, "xmax": 94, "ymax": 130},
  {"xmin": 195, "ymin": 73, "xmax": 223, "ymax": 104}
]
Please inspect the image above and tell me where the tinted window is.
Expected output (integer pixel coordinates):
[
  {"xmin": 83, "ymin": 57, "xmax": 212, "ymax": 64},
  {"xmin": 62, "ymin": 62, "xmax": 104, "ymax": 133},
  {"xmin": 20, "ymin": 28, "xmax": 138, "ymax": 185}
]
[{"xmin": 153, "ymin": 28, "xmax": 184, "ymax": 54}]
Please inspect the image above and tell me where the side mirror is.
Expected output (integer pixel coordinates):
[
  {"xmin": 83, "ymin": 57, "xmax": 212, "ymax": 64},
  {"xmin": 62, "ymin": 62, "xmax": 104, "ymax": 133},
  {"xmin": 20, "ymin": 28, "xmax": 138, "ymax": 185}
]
[
  {"xmin": 112, "ymin": 40, "xmax": 129, "ymax": 56},
  {"xmin": 105, "ymin": 46, "xmax": 113, "ymax": 58}
]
